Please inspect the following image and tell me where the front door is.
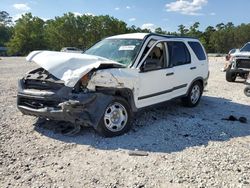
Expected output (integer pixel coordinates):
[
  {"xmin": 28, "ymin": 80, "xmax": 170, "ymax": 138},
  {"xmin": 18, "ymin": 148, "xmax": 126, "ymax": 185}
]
[{"xmin": 136, "ymin": 42, "xmax": 176, "ymax": 108}]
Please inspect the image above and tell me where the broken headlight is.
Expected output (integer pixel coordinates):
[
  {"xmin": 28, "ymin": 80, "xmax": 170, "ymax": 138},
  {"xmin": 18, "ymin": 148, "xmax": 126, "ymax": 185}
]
[
  {"xmin": 81, "ymin": 74, "xmax": 90, "ymax": 87},
  {"xmin": 80, "ymin": 71, "xmax": 94, "ymax": 90}
]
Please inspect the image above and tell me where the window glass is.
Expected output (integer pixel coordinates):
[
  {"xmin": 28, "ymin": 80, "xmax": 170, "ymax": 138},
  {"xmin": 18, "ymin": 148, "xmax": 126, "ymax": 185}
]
[
  {"xmin": 85, "ymin": 39, "xmax": 142, "ymax": 66},
  {"xmin": 240, "ymin": 43, "xmax": 250, "ymax": 52},
  {"xmin": 188, "ymin": 41, "xmax": 206, "ymax": 60},
  {"xmin": 140, "ymin": 42, "xmax": 166, "ymax": 71},
  {"xmin": 167, "ymin": 41, "xmax": 191, "ymax": 66},
  {"xmin": 146, "ymin": 43, "xmax": 165, "ymax": 69},
  {"xmin": 138, "ymin": 39, "xmax": 157, "ymax": 63}
]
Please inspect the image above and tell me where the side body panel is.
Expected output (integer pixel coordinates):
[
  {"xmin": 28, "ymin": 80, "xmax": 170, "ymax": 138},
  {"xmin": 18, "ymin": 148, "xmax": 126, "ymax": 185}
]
[{"xmin": 86, "ymin": 39, "xmax": 209, "ymax": 110}]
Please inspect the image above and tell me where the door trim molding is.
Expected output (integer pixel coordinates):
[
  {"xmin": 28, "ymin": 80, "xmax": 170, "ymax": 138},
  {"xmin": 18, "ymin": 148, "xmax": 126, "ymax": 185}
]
[{"xmin": 138, "ymin": 84, "xmax": 187, "ymax": 100}]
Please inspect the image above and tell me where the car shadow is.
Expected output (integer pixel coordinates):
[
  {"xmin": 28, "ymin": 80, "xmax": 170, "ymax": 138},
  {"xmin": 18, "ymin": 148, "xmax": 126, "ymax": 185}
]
[
  {"xmin": 34, "ymin": 96, "xmax": 250, "ymax": 153},
  {"xmin": 234, "ymin": 80, "xmax": 246, "ymax": 84}
]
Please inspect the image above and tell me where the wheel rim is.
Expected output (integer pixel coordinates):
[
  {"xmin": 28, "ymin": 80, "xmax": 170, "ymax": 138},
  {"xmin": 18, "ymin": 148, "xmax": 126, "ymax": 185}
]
[
  {"xmin": 190, "ymin": 84, "xmax": 201, "ymax": 104},
  {"xmin": 104, "ymin": 102, "xmax": 128, "ymax": 132}
]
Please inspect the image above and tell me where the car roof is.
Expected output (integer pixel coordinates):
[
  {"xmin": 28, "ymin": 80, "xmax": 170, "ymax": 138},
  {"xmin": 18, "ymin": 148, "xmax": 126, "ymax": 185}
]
[
  {"xmin": 106, "ymin": 33, "xmax": 198, "ymax": 41},
  {"xmin": 107, "ymin": 33, "xmax": 149, "ymax": 40}
]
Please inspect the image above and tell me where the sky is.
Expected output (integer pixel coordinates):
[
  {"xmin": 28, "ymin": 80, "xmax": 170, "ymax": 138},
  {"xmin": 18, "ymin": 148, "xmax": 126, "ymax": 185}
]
[{"xmin": 1, "ymin": 0, "xmax": 250, "ymax": 32}]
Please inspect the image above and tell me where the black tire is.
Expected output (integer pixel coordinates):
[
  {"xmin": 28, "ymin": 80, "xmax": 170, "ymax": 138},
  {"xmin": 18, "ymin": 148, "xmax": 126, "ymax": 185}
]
[
  {"xmin": 96, "ymin": 97, "xmax": 132, "ymax": 137},
  {"xmin": 182, "ymin": 81, "xmax": 203, "ymax": 107},
  {"xmin": 226, "ymin": 69, "xmax": 237, "ymax": 82},
  {"xmin": 244, "ymin": 86, "xmax": 250, "ymax": 97}
]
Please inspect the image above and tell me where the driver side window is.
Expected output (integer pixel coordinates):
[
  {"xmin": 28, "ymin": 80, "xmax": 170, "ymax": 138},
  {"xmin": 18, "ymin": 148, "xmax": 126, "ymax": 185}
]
[{"xmin": 141, "ymin": 42, "xmax": 166, "ymax": 71}]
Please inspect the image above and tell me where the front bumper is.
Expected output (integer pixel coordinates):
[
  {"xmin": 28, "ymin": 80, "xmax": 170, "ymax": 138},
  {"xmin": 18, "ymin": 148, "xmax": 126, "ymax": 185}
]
[
  {"xmin": 17, "ymin": 95, "xmax": 95, "ymax": 125},
  {"xmin": 231, "ymin": 59, "xmax": 250, "ymax": 72},
  {"xmin": 18, "ymin": 105, "xmax": 73, "ymax": 121},
  {"xmin": 17, "ymin": 79, "xmax": 113, "ymax": 127}
]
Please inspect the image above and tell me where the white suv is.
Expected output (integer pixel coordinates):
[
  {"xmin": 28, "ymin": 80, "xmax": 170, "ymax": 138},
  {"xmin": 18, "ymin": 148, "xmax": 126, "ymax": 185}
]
[{"xmin": 17, "ymin": 33, "xmax": 209, "ymax": 137}]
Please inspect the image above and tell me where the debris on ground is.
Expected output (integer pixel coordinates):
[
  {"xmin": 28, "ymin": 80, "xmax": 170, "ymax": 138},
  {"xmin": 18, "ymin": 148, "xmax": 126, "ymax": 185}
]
[
  {"xmin": 222, "ymin": 115, "xmax": 248, "ymax": 123},
  {"xmin": 128, "ymin": 150, "xmax": 149, "ymax": 156}
]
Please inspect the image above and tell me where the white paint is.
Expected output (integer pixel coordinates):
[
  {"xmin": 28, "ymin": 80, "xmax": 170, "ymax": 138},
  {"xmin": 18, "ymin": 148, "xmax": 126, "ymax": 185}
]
[{"xmin": 87, "ymin": 68, "xmax": 138, "ymax": 91}]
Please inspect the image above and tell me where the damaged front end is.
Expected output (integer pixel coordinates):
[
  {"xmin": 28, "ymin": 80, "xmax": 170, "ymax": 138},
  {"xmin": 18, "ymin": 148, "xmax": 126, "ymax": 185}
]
[{"xmin": 17, "ymin": 62, "xmax": 120, "ymax": 129}]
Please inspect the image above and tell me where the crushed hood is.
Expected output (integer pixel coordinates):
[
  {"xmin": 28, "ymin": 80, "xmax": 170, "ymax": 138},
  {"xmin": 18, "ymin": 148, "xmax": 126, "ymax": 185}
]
[{"xmin": 26, "ymin": 51, "xmax": 125, "ymax": 87}]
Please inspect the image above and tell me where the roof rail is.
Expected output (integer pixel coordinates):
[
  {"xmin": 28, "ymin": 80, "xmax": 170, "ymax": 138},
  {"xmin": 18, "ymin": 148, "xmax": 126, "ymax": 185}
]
[{"xmin": 146, "ymin": 33, "xmax": 198, "ymax": 40}]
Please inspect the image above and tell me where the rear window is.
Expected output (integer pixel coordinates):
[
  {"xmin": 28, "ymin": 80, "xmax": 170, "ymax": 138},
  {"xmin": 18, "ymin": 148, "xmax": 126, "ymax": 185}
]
[{"xmin": 188, "ymin": 42, "xmax": 206, "ymax": 60}]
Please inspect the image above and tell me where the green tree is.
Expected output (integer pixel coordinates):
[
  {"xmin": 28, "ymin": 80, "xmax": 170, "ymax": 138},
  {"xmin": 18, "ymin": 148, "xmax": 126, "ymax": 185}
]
[
  {"xmin": 178, "ymin": 24, "xmax": 188, "ymax": 36},
  {"xmin": 7, "ymin": 13, "xmax": 46, "ymax": 55},
  {"xmin": 155, "ymin": 27, "xmax": 167, "ymax": 34},
  {"xmin": 202, "ymin": 26, "xmax": 216, "ymax": 52},
  {"xmin": 188, "ymin": 22, "xmax": 202, "ymax": 38},
  {"xmin": 233, "ymin": 24, "xmax": 250, "ymax": 48},
  {"xmin": 216, "ymin": 23, "xmax": 225, "ymax": 31},
  {"xmin": 3, "ymin": 10, "xmax": 250, "ymax": 54},
  {"xmin": 45, "ymin": 13, "xmax": 128, "ymax": 50},
  {"xmin": 0, "ymin": 11, "xmax": 13, "ymax": 47},
  {"xmin": 225, "ymin": 22, "xmax": 234, "ymax": 29},
  {"xmin": 0, "ymin": 11, "xmax": 12, "ymax": 26},
  {"xmin": 127, "ymin": 25, "xmax": 150, "ymax": 33}
]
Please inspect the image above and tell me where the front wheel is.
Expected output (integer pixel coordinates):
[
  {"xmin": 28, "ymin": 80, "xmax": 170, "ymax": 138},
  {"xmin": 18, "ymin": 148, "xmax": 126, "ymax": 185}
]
[
  {"xmin": 226, "ymin": 69, "xmax": 237, "ymax": 82},
  {"xmin": 96, "ymin": 97, "xmax": 132, "ymax": 137},
  {"xmin": 182, "ymin": 82, "xmax": 203, "ymax": 107}
]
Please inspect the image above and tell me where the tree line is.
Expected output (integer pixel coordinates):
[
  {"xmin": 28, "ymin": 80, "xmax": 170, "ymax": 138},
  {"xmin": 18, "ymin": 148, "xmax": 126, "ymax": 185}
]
[{"xmin": 1, "ymin": 11, "xmax": 250, "ymax": 55}]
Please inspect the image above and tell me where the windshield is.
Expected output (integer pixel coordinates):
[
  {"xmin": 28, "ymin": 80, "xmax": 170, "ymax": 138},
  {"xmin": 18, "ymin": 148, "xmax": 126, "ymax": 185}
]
[
  {"xmin": 84, "ymin": 39, "xmax": 143, "ymax": 66},
  {"xmin": 240, "ymin": 43, "xmax": 250, "ymax": 52}
]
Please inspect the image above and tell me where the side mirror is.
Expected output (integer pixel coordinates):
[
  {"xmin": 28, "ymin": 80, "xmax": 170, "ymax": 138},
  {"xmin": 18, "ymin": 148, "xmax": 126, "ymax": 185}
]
[{"xmin": 140, "ymin": 59, "xmax": 158, "ymax": 72}]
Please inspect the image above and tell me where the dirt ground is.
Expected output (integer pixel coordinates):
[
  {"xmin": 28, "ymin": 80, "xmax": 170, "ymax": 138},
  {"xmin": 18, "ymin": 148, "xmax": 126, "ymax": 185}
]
[{"xmin": 0, "ymin": 56, "xmax": 250, "ymax": 188}]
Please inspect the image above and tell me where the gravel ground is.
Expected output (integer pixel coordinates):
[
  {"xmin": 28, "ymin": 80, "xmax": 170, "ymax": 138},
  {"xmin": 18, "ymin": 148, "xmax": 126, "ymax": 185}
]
[{"xmin": 0, "ymin": 57, "xmax": 250, "ymax": 188}]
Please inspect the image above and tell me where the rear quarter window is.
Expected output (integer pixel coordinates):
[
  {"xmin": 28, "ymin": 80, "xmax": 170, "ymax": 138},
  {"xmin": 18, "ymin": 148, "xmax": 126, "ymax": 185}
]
[{"xmin": 188, "ymin": 42, "xmax": 206, "ymax": 61}]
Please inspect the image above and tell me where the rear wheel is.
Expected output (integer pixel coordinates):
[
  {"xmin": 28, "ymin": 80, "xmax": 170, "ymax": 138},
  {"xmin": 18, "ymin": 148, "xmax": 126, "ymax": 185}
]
[
  {"xmin": 96, "ymin": 97, "xmax": 132, "ymax": 137},
  {"xmin": 182, "ymin": 81, "xmax": 203, "ymax": 107}
]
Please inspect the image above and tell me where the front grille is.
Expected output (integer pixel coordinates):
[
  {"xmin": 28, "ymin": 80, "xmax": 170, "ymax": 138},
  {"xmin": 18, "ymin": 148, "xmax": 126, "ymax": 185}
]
[
  {"xmin": 24, "ymin": 80, "xmax": 64, "ymax": 90},
  {"xmin": 23, "ymin": 68, "xmax": 64, "ymax": 90},
  {"xmin": 18, "ymin": 97, "xmax": 60, "ymax": 109},
  {"xmin": 237, "ymin": 59, "xmax": 250, "ymax": 69}
]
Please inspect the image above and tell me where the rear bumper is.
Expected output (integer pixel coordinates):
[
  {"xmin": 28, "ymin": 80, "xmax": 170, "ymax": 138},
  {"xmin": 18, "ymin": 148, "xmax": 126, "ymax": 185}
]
[{"xmin": 203, "ymin": 71, "xmax": 209, "ymax": 87}]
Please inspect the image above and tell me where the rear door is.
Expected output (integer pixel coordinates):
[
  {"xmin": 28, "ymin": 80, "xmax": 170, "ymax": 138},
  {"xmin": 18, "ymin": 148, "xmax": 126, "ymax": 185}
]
[{"xmin": 166, "ymin": 41, "xmax": 194, "ymax": 96}]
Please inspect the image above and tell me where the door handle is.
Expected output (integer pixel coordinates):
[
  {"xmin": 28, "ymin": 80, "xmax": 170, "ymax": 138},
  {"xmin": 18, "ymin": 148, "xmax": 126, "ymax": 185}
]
[
  {"xmin": 166, "ymin": 72, "xmax": 174, "ymax": 76},
  {"xmin": 190, "ymin": 66, "xmax": 197, "ymax": 70}
]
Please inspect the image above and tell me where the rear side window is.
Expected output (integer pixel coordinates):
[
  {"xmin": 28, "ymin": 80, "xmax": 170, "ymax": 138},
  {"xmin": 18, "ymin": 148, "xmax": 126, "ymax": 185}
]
[
  {"xmin": 188, "ymin": 41, "xmax": 206, "ymax": 60},
  {"xmin": 167, "ymin": 41, "xmax": 191, "ymax": 67}
]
